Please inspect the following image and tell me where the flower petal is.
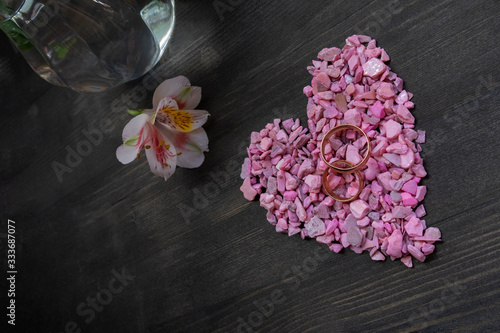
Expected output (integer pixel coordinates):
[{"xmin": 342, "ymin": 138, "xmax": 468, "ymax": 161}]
[
  {"xmin": 151, "ymin": 97, "xmax": 179, "ymax": 125},
  {"xmin": 116, "ymin": 114, "xmax": 150, "ymax": 164},
  {"xmin": 144, "ymin": 126, "xmax": 178, "ymax": 180},
  {"xmin": 121, "ymin": 113, "xmax": 150, "ymax": 141},
  {"xmin": 153, "ymin": 76, "xmax": 201, "ymax": 110},
  {"xmin": 116, "ymin": 144, "xmax": 140, "ymax": 164},
  {"xmin": 154, "ymin": 98, "xmax": 210, "ymax": 133},
  {"xmin": 177, "ymin": 86, "xmax": 201, "ymax": 110},
  {"xmin": 160, "ymin": 126, "xmax": 209, "ymax": 168}
]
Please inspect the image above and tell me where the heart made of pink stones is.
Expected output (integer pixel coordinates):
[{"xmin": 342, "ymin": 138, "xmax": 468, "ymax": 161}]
[{"xmin": 240, "ymin": 35, "xmax": 441, "ymax": 268}]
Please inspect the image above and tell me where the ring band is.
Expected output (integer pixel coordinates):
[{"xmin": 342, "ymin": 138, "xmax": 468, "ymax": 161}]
[
  {"xmin": 320, "ymin": 124, "xmax": 371, "ymax": 173},
  {"xmin": 322, "ymin": 160, "xmax": 364, "ymax": 202}
]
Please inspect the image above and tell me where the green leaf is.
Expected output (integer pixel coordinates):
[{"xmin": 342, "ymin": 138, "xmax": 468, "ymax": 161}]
[
  {"xmin": 0, "ymin": 20, "xmax": 34, "ymax": 51},
  {"xmin": 51, "ymin": 43, "xmax": 69, "ymax": 58},
  {"xmin": 127, "ymin": 109, "xmax": 145, "ymax": 117},
  {"xmin": 50, "ymin": 37, "xmax": 77, "ymax": 59}
]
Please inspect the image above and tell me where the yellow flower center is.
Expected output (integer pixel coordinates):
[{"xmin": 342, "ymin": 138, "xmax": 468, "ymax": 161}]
[{"xmin": 160, "ymin": 107, "xmax": 193, "ymax": 132}]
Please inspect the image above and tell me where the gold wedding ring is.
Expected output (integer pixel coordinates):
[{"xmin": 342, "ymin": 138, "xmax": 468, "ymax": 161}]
[
  {"xmin": 321, "ymin": 160, "xmax": 364, "ymax": 203},
  {"xmin": 320, "ymin": 124, "xmax": 371, "ymax": 202},
  {"xmin": 320, "ymin": 124, "xmax": 371, "ymax": 174}
]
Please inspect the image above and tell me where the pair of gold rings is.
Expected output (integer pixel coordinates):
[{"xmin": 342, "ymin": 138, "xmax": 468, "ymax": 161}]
[{"xmin": 320, "ymin": 124, "xmax": 371, "ymax": 202}]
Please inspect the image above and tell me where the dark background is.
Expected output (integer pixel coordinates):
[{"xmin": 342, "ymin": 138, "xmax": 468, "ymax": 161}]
[{"xmin": 1, "ymin": 0, "xmax": 500, "ymax": 332}]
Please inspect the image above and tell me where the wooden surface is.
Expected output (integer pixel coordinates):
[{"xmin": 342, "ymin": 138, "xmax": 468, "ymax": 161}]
[{"xmin": 1, "ymin": 0, "xmax": 500, "ymax": 332}]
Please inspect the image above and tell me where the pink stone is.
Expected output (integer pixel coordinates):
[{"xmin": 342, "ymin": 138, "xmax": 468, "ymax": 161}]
[
  {"xmin": 380, "ymin": 49, "xmax": 390, "ymax": 62},
  {"xmin": 397, "ymin": 104, "xmax": 415, "ymax": 124},
  {"xmin": 359, "ymin": 90, "xmax": 377, "ymax": 100},
  {"xmin": 394, "ymin": 77, "xmax": 403, "ymax": 91},
  {"xmin": 405, "ymin": 217, "xmax": 423, "ymax": 237},
  {"xmin": 347, "ymin": 35, "xmax": 361, "ymax": 46},
  {"xmin": 364, "ymin": 158, "xmax": 380, "ymax": 181},
  {"xmin": 321, "ymin": 196, "xmax": 335, "ymax": 207},
  {"xmin": 357, "ymin": 216, "xmax": 371, "ymax": 227},
  {"xmin": 400, "ymin": 149, "xmax": 415, "ymax": 169},
  {"xmin": 324, "ymin": 105, "xmax": 339, "ymax": 118},
  {"xmin": 370, "ymin": 101, "xmax": 385, "ymax": 119},
  {"xmin": 386, "ymin": 142, "xmax": 408, "ymax": 154},
  {"xmin": 392, "ymin": 205, "xmax": 412, "ymax": 218},
  {"xmin": 325, "ymin": 219, "xmax": 339, "ymax": 235},
  {"xmin": 402, "ymin": 180, "xmax": 418, "ymax": 195},
  {"xmin": 276, "ymin": 129, "xmax": 288, "ymax": 142},
  {"xmin": 370, "ymin": 180, "xmax": 383, "ymax": 195},
  {"xmin": 284, "ymin": 191, "xmax": 297, "ymax": 201},
  {"xmin": 326, "ymin": 67, "xmax": 341, "ymax": 78},
  {"xmin": 340, "ymin": 233, "xmax": 350, "ymax": 248},
  {"xmin": 346, "ymin": 83, "xmax": 356, "ymax": 95},
  {"xmin": 346, "ymin": 144, "xmax": 362, "ymax": 165},
  {"xmin": 415, "ymin": 186, "xmax": 427, "ymax": 202},
  {"xmin": 377, "ymin": 172, "xmax": 393, "ymax": 192},
  {"xmin": 401, "ymin": 255, "xmax": 413, "ymax": 268},
  {"xmin": 424, "ymin": 227, "xmax": 441, "ymax": 240},
  {"xmin": 386, "ymin": 229, "xmax": 403, "ymax": 258},
  {"xmin": 240, "ymin": 177, "xmax": 258, "ymax": 201},
  {"xmin": 288, "ymin": 227, "xmax": 301, "ymax": 237},
  {"xmin": 305, "ymin": 216, "xmax": 326, "ymax": 237},
  {"xmin": 384, "ymin": 119, "xmax": 402, "ymax": 139},
  {"xmin": 318, "ymin": 91, "xmax": 334, "ymax": 100},
  {"xmin": 384, "ymin": 193, "xmax": 392, "ymax": 205},
  {"xmin": 304, "ymin": 174, "xmax": 322, "ymax": 193},
  {"xmin": 259, "ymin": 194, "xmax": 275, "ymax": 210},
  {"xmin": 318, "ymin": 47, "xmax": 341, "ymax": 61},
  {"xmin": 362, "ymin": 57, "xmax": 385, "ymax": 78},
  {"xmin": 383, "ymin": 153, "xmax": 401, "ymax": 167},
  {"xmin": 329, "ymin": 243, "xmax": 344, "ymax": 253},
  {"xmin": 277, "ymin": 170, "xmax": 286, "ymax": 193},
  {"xmin": 317, "ymin": 234, "xmax": 335, "ymax": 244},
  {"xmin": 415, "ymin": 204, "xmax": 426, "ymax": 218},
  {"xmin": 297, "ymin": 158, "xmax": 315, "ymax": 178},
  {"xmin": 412, "ymin": 164, "xmax": 427, "ymax": 177},
  {"xmin": 314, "ymin": 204, "xmax": 330, "ymax": 219},
  {"xmin": 347, "ymin": 226, "xmax": 364, "ymax": 246},
  {"xmin": 343, "ymin": 109, "xmax": 362, "ymax": 126},
  {"xmin": 370, "ymin": 251, "xmax": 386, "ymax": 261},
  {"xmin": 416, "ymin": 130, "xmax": 426, "ymax": 144},
  {"xmin": 377, "ymin": 82, "xmax": 395, "ymax": 99},
  {"xmin": 421, "ymin": 243, "xmax": 435, "ymax": 255},
  {"xmin": 352, "ymin": 100, "xmax": 368, "ymax": 109},
  {"xmin": 401, "ymin": 192, "xmax": 418, "ymax": 206},
  {"xmin": 285, "ymin": 172, "xmax": 299, "ymax": 191},
  {"xmin": 395, "ymin": 90, "xmax": 408, "ymax": 104},
  {"xmin": 312, "ymin": 72, "xmax": 331, "ymax": 94},
  {"xmin": 348, "ymin": 55, "xmax": 359, "ymax": 73},
  {"xmin": 408, "ymin": 244, "xmax": 426, "ymax": 262},
  {"xmin": 335, "ymin": 93, "xmax": 348, "ymax": 113},
  {"xmin": 350, "ymin": 199, "xmax": 370, "ymax": 219},
  {"xmin": 294, "ymin": 197, "xmax": 307, "ymax": 222},
  {"xmin": 277, "ymin": 218, "xmax": 288, "ymax": 230},
  {"xmin": 303, "ymin": 85, "xmax": 313, "ymax": 97},
  {"xmin": 260, "ymin": 137, "xmax": 272, "ymax": 151}
]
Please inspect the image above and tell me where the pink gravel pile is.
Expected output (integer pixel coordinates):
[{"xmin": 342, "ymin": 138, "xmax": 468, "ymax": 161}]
[{"xmin": 240, "ymin": 35, "xmax": 440, "ymax": 268}]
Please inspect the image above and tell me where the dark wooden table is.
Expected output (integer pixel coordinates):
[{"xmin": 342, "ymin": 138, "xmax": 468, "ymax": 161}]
[{"xmin": 1, "ymin": 1, "xmax": 499, "ymax": 332}]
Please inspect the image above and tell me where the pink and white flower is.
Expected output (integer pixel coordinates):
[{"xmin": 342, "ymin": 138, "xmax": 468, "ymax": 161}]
[{"xmin": 116, "ymin": 76, "xmax": 209, "ymax": 180}]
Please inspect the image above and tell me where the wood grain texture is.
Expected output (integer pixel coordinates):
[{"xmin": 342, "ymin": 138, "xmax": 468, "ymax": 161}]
[{"xmin": 1, "ymin": 0, "xmax": 499, "ymax": 332}]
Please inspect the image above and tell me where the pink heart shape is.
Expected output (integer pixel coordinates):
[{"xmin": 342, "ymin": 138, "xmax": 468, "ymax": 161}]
[{"xmin": 240, "ymin": 35, "xmax": 440, "ymax": 268}]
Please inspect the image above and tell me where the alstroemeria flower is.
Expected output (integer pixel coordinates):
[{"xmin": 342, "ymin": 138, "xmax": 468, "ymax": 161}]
[{"xmin": 116, "ymin": 76, "xmax": 209, "ymax": 180}]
